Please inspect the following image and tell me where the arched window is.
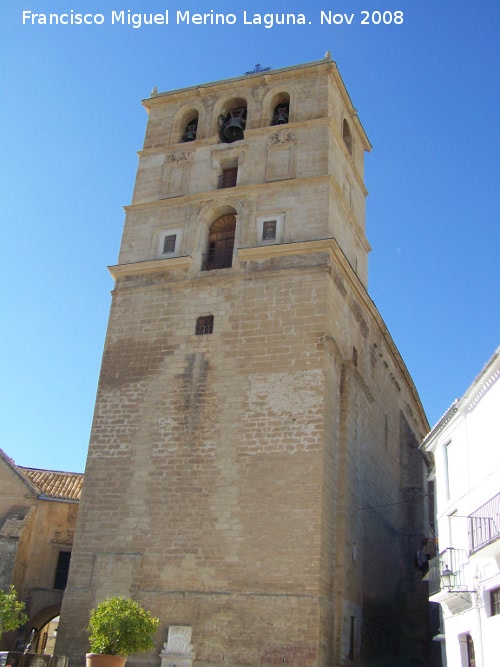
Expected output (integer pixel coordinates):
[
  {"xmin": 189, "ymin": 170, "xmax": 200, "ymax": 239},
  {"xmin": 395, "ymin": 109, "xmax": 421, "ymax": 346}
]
[
  {"xmin": 202, "ymin": 214, "xmax": 236, "ymax": 270},
  {"xmin": 342, "ymin": 119, "xmax": 353, "ymax": 155}
]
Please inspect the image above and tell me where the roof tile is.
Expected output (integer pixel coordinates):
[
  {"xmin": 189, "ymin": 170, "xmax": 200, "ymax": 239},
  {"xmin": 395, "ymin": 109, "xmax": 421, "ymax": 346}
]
[{"xmin": 18, "ymin": 467, "xmax": 83, "ymax": 501}]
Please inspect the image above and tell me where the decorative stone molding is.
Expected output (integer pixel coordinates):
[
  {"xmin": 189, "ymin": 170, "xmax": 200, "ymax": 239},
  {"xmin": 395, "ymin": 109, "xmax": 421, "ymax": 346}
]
[
  {"xmin": 160, "ymin": 625, "xmax": 195, "ymax": 667},
  {"xmin": 164, "ymin": 151, "xmax": 192, "ymax": 164},
  {"xmin": 211, "ymin": 143, "xmax": 248, "ymax": 170},
  {"xmin": 68, "ymin": 505, "xmax": 78, "ymax": 526},
  {"xmin": 251, "ymin": 84, "xmax": 269, "ymax": 103},
  {"xmin": 266, "ymin": 131, "xmax": 297, "ymax": 181},
  {"xmin": 160, "ymin": 152, "xmax": 193, "ymax": 198},
  {"xmin": 108, "ymin": 256, "xmax": 192, "ymax": 279},
  {"xmin": 269, "ymin": 129, "xmax": 296, "ymax": 145},
  {"xmin": 51, "ymin": 529, "xmax": 74, "ymax": 545},
  {"xmin": 198, "ymin": 91, "xmax": 217, "ymax": 112}
]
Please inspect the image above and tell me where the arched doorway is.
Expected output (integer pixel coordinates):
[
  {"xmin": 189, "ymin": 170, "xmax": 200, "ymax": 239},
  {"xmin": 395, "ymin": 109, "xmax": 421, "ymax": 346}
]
[
  {"xmin": 21, "ymin": 605, "xmax": 61, "ymax": 655},
  {"xmin": 35, "ymin": 615, "xmax": 59, "ymax": 655},
  {"xmin": 203, "ymin": 214, "xmax": 236, "ymax": 270}
]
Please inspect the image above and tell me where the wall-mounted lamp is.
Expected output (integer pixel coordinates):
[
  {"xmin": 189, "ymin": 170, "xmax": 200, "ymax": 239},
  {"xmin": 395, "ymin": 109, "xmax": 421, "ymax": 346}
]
[{"xmin": 441, "ymin": 567, "xmax": 455, "ymax": 589}]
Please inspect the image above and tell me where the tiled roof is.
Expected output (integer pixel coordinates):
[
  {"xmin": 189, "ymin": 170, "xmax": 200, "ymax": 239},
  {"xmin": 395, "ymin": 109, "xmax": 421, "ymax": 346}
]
[{"xmin": 18, "ymin": 467, "xmax": 83, "ymax": 501}]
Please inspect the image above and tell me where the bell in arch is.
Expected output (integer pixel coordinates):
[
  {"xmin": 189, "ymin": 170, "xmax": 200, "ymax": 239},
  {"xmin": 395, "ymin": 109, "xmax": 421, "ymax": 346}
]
[
  {"xmin": 181, "ymin": 118, "xmax": 198, "ymax": 142},
  {"xmin": 221, "ymin": 107, "xmax": 247, "ymax": 142},
  {"xmin": 272, "ymin": 104, "xmax": 289, "ymax": 126}
]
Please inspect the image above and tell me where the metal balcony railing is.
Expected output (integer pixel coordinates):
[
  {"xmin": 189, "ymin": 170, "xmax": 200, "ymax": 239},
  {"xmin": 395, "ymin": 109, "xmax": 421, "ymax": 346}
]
[
  {"xmin": 428, "ymin": 547, "xmax": 470, "ymax": 596},
  {"xmin": 468, "ymin": 492, "xmax": 500, "ymax": 554},
  {"xmin": 201, "ymin": 250, "xmax": 233, "ymax": 271}
]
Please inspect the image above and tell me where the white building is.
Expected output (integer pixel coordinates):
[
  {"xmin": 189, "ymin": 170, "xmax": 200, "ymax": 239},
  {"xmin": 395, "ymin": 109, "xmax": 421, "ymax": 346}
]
[{"xmin": 422, "ymin": 347, "xmax": 500, "ymax": 667}]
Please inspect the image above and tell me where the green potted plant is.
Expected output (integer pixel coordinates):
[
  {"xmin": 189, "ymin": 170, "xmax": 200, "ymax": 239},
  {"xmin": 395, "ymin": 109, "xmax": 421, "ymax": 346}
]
[
  {"xmin": 87, "ymin": 597, "xmax": 159, "ymax": 667},
  {"xmin": 0, "ymin": 586, "xmax": 27, "ymax": 638}
]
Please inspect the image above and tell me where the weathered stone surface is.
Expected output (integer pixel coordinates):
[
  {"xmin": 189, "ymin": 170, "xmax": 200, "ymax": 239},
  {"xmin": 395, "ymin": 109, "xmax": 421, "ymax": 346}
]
[{"xmin": 57, "ymin": 59, "xmax": 431, "ymax": 667}]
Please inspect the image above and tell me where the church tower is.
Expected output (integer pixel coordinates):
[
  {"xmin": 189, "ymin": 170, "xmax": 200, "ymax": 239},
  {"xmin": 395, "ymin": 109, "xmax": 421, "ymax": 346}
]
[{"xmin": 57, "ymin": 56, "xmax": 431, "ymax": 666}]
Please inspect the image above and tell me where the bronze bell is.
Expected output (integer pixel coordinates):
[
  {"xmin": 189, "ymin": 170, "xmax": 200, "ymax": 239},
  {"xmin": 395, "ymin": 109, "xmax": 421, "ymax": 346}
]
[
  {"xmin": 272, "ymin": 104, "xmax": 289, "ymax": 125},
  {"xmin": 181, "ymin": 119, "xmax": 198, "ymax": 142},
  {"xmin": 222, "ymin": 108, "xmax": 246, "ymax": 142}
]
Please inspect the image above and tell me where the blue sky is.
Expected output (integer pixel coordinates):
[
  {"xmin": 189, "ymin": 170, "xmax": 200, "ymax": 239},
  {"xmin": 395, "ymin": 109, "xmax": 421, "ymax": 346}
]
[{"xmin": 1, "ymin": 0, "xmax": 498, "ymax": 472}]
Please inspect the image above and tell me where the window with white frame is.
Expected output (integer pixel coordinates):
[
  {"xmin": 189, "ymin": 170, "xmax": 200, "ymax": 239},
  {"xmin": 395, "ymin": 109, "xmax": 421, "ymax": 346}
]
[
  {"xmin": 262, "ymin": 220, "xmax": 277, "ymax": 241},
  {"xmin": 163, "ymin": 234, "xmax": 177, "ymax": 254},
  {"xmin": 157, "ymin": 229, "xmax": 183, "ymax": 258},
  {"xmin": 256, "ymin": 213, "xmax": 285, "ymax": 245}
]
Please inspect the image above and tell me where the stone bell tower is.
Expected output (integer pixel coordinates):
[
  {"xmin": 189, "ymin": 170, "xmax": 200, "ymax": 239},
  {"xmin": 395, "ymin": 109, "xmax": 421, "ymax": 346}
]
[{"xmin": 57, "ymin": 56, "xmax": 431, "ymax": 667}]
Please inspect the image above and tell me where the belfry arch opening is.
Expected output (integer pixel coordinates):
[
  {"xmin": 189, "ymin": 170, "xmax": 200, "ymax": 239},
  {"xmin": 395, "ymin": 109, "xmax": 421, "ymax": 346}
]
[
  {"xmin": 270, "ymin": 92, "xmax": 290, "ymax": 126},
  {"xmin": 218, "ymin": 98, "xmax": 247, "ymax": 143},
  {"xmin": 343, "ymin": 118, "xmax": 353, "ymax": 155},
  {"xmin": 202, "ymin": 214, "xmax": 236, "ymax": 270},
  {"xmin": 181, "ymin": 113, "xmax": 199, "ymax": 142}
]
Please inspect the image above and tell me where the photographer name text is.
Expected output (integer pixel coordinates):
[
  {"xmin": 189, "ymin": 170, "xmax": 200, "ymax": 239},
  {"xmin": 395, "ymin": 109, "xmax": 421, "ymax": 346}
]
[{"xmin": 21, "ymin": 9, "xmax": 405, "ymax": 28}]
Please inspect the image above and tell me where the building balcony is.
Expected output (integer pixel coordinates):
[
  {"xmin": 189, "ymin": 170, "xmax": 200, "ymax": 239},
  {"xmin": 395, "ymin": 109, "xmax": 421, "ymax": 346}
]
[
  {"xmin": 428, "ymin": 547, "xmax": 468, "ymax": 595},
  {"xmin": 468, "ymin": 491, "xmax": 500, "ymax": 555},
  {"xmin": 201, "ymin": 250, "xmax": 233, "ymax": 271},
  {"xmin": 428, "ymin": 548, "xmax": 476, "ymax": 613}
]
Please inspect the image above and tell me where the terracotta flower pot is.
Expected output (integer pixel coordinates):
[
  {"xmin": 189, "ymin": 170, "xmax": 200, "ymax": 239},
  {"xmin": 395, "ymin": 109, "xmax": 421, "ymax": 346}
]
[{"xmin": 86, "ymin": 654, "xmax": 127, "ymax": 667}]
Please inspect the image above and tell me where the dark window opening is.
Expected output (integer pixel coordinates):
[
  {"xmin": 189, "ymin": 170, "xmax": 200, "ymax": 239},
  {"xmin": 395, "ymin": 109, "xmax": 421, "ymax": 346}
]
[
  {"xmin": 181, "ymin": 117, "xmax": 198, "ymax": 142},
  {"xmin": 54, "ymin": 551, "xmax": 71, "ymax": 590},
  {"xmin": 343, "ymin": 119, "xmax": 353, "ymax": 155},
  {"xmin": 262, "ymin": 220, "xmax": 277, "ymax": 241},
  {"xmin": 348, "ymin": 616, "xmax": 355, "ymax": 660},
  {"xmin": 271, "ymin": 103, "xmax": 289, "ymax": 126},
  {"xmin": 467, "ymin": 634, "xmax": 475, "ymax": 667},
  {"xmin": 352, "ymin": 347, "xmax": 358, "ymax": 367},
  {"xmin": 428, "ymin": 480, "xmax": 436, "ymax": 535},
  {"xmin": 195, "ymin": 315, "xmax": 214, "ymax": 335},
  {"xmin": 491, "ymin": 588, "xmax": 500, "ymax": 616},
  {"xmin": 163, "ymin": 234, "xmax": 177, "ymax": 254},
  {"xmin": 219, "ymin": 167, "xmax": 238, "ymax": 189},
  {"xmin": 202, "ymin": 214, "xmax": 236, "ymax": 271}
]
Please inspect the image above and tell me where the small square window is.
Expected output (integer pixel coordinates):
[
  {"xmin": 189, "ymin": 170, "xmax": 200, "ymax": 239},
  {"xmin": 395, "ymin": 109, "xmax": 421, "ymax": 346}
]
[
  {"xmin": 163, "ymin": 234, "xmax": 177, "ymax": 254},
  {"xmin": 262, "ymin": 220, "xmax": 277, "ymax": 241},
  {"xmin": 219, "ymin": 167, "xmax": 238, "ymax": 189},
  {"xmin": 195, "ymin": 315, "xmax": 214, "ymax": 335},
  {"xmin": 491, "ymin": 588, "xmax": 500, "ymax": 616}
]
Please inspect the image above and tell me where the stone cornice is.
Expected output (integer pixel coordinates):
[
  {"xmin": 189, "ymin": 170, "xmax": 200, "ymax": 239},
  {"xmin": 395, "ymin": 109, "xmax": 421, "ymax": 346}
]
[
  {"xmin": 143, "ymin": 59, "xmax": 335, "ymax": 109},
  {"xmin": 108, "ymin": 256, "xmax": 192, "ymax": 278},
  {"xmin": 238, "ymin": 238, "xmax": 338, "ymax": 262},
  {"xmin": 125, "ymin": 174, "xmax": 355, "ymax": 214}
]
